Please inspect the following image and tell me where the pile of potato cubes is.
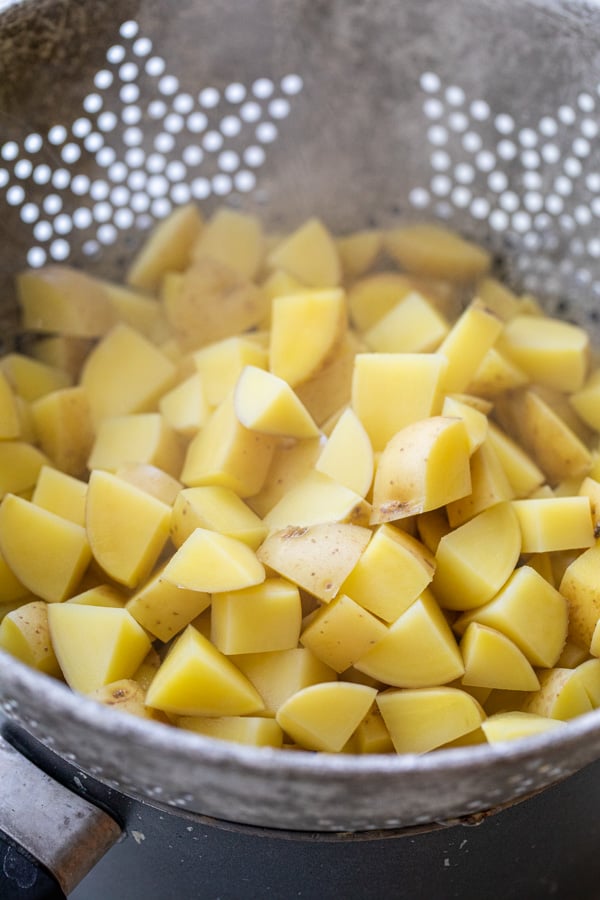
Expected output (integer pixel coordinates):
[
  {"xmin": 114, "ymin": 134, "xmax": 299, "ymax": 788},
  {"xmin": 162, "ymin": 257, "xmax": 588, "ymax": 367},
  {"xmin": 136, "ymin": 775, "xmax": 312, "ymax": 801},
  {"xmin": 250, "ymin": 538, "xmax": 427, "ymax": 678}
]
[{"xmin": 2, "ymin": 206, "xmax": 600, "ymax": 755}]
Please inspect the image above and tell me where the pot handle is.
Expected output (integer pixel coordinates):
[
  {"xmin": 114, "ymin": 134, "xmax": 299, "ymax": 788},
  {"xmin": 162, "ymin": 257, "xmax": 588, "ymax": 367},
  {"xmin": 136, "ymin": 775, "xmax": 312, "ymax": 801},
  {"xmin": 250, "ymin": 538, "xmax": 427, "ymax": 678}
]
[{"xmin": 0, "ymin": 734, "xmax": 121, "ymax": 897}]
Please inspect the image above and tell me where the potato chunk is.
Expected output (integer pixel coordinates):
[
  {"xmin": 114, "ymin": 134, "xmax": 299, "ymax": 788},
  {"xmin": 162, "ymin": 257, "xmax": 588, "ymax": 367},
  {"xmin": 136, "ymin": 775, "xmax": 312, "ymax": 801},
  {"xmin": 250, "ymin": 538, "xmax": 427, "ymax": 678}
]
[
  {"xmin": 127, "ymin": 203, "xmax": 203, "ymax": 292},
  {"xmin": 163, "ymin": 527, "xmax": 265, "ymax": 593},
  {"xmin": 267, "ymin": 218, "xmax": 341, "ymax": 288},
  {"xmin": 300, "ymin": 593, "xmax": 388, "ymax": 672},
  {"xmin": 0, "ymin": 600, "xmax": 61, "ymax": 677},
  {"xmin": 377, "ymin": 686, "xmax": 485, "ymax": 754},
  {"xmin": 383, "ymin": 224, "xmax": 491, "ymax": 281},
  {"xmin": 276, "ymin": 682, "xmax": 376, "ymax": 752},
  {"xmin": 211, "ymin": 578, "xmax": 301, "ymax": 655}
]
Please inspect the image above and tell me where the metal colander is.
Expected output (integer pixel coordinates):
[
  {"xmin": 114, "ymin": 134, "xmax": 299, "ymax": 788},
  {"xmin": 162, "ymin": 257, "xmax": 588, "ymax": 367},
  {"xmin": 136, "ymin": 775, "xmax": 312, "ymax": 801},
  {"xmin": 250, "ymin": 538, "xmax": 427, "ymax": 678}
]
[{"xmin": 3, "ymin": 0, "xmax": 600, "ymax": 834}]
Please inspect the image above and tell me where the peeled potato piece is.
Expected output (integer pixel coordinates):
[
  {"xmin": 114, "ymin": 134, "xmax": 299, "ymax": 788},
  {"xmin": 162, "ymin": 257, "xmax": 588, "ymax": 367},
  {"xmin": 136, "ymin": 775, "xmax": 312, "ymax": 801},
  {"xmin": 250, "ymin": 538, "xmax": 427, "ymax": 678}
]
[
  {"xmin": 383, "ymin": 224, "xmax": 491, "ymax": 282},
  {"xmin": 377, "ymin": 686, "xmax": 485, "ymax": 754},
  {"xmin": 460, "ymin": 622, "xmax": 540, "ymax": 691},
  {"xmin": 276, "ymin": 681, "xmax": 377, "ymax": 752},
  {"xmin": 481, "ymin": 711, "xmax": 566, "ymax": 744}
]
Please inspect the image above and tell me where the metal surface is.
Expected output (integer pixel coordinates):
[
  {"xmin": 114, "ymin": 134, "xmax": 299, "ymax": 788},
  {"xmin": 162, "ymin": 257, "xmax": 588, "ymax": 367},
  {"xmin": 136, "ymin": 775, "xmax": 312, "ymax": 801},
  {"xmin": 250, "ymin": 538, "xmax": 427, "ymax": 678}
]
[
  {"xmin": 2, "ymin": 0, "xmax": 600, "ymax": 833},
  {"xmin": 0, "ymin": 734, "xmax": 120, "ymax": 894}
]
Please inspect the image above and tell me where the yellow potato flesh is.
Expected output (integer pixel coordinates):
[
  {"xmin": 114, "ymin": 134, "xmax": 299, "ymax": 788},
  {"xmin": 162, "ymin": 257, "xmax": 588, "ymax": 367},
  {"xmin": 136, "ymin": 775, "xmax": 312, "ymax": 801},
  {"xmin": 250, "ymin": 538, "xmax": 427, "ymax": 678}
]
[
  {"xmin": 211, "ymin": 578, "xmax": 301, "ymax": 655},
  {"xmin": 193, "ymin": 336, "xmax": 268, "ymax": 408},
  {"xmin": 88, "ymin": 413, "xmax": 185, "ymax": 478},
  {"xmin": 192, "ymin": 208, "xmax": 264, "ymax": 281},
  {"xmin": 170, "ymin": 485, "xmax": 267, "ymax": 550},
  {"xmin": 383, "ymin": 224, "xmax": 491, "ymax": 282},
  {"xmin": 315, "ymin": 407, "xmax": 373, "ymax": 497},
  {"xmin": 126, "ymin": 567, "xmax": 211, "ymax": 643},
  {"xmin": 126, "ymin": 202, "xmax": 203, "ymax": 292},
  {"xmin": 436, "ymin": 302, "xmax": 504, "ymax": 394},
  {"xmin": 364, "ymin": 291, "xmax": 449, "ymax": 354},
  {"xmin": 300, "ymin": 593, "xmax": 388, "ymax": 673},
  {"xmin": 498, "ymin": 315, "xmax": 589, "ymax": 393},
  {"xmin": 0, "ymin": 441, "xmax": 48, "ymax": 499},
  {"xmin": 0, "ymin": 600, "xmax": 61, "ymax": 677},
  {"xmin": 560, "ymin": 545, "xmax": 600, "ymax": 649},
  {"xmin": 163, "ymin": 527, "xmax": 265, "ymax": 593},
  {"xmin": 234, "ymin": 648, "xmax": 337, "ymax": 716},
  {"xmin": 445, "ymin": 441, "xmax": 514, "ymax": 528},
  {"xmin": 16, "ymin": 267, "xmax": 117, "ymax": 338},
  {"xmin": 460, "ymin": 622, "xmax": 540, "ymax": 691},
  {"xmin": 234, "ymin": 365, "xmax": 319, "ymax": 438},
  {"xmin": 481, "ymin": 711, "xmax": 566, "ymax": 744},
  {"xmin": 158, "ymin": 373, "xmax": 210, "ymax": 438},
  {"xmin": 511, "ymin": 497, "xmax": 595, "ymax": 553},
  {"xmin": 267, "ymin": 218, "xmax": 341, "ymax": 288},
  {"xmin": 0, "ymin": 370, "xmax": 20, "ymax": 439},
  {"xmin": 31, "ymin": 465, "xmax": 87, "ymax": 526},
  {"xmin": 377, "ymin": 687, "xmax": 484, "ymax": 754},
  {"xmin": 263, "ymin": 470, "xmax": 371, "ymax": 531},
  {"xmin": 178, "ymin": 715, "xmax": 283, "ymax": 748},
  {"xmin": 31, "ymin": 386, "xmax": 94, "ymax": 479},
  {"xmin": 276, "ymin": 682, "xmax": 377, "ymax": 752}
]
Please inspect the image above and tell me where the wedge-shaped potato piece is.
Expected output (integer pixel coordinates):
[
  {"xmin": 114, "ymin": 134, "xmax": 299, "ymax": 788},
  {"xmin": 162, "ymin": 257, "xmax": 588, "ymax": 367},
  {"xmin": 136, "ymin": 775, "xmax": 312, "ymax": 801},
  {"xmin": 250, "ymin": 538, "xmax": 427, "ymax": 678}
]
[
  {"xmin": 193, "ymin": 336, "xmax": 268, "ymax": 407},
  {"xmin": 493, "ymin": 388, "xmax": 592, "ymax": 485},
  {"xmin": 511, "ymin": 497, "xmax": 594, "ymax": 553},
  {"xmin": 192, "ymin": 208, "xmax": 264, "ymax": 280},
  {"xmin": 0, "ymin": 441, "xmax": 48, "ymax": 500},
  {"xmin": 315, "ymin": 408, "xmax": 373, "ymax": 498},
  {"xmin": 377, "ymin": 686, "xmax": 485, "ymax": 754},
  {"xmin": 351, "ymin": 352, "xmax": 446, "ymax": 452},
  {"xmin": 126, "ymin": 566, "xmax": 211, "ymax": 643},
  {"xmin": 446, "ymin": 440, "xmax": 514, "ymax": 528},
  {"xmin": 556, "ymin": 638, "xmax": 588, "ymax": 668},
  {"xmin": 560, "ymin": 545, "xmax": 600, "ymax": 649},
  {"xmin": 180, "ymin": 394, "xmax": 275, "ymax": 497},
  {"xmin": 364, "ymin": 291, "xmax": 449, "ymax": 354},
  {"xmin": 432, "ymin": 502, "xmax": 521, "ymax": 611},
  {"xmin": 0, "ymin": 370, "xmax": 20, "ymax": 439},
  {"xmin": 88, "ymin": 413, "xmax": 185, "ymax": 478},
  {"xmin": 269, "ymin": 289, "xmax": 346, "ymax": 388},
  {"xmin": 576, "ymin": 658, "xmax": 600, "ymax": 707},
  {"xmin": 234, "ymin": 365, "xmax": 319, "ymax": 438},
  {"xmin": 261, "ymin": 268, "xmax": 305, "ymax": 310},
  {"xmin": 48, "ymin": 604, "xmax": 151, "ymax": 694},
  {"xmin": 86, "ymin": 470, "xmax": 171, "ymax": 589},
  {"xmin": 158, "ymin": 373, "xmax": 210, "ymax": 437},
  {"xmin": 102, "ymin": 282, "xmax": 171, "ymax": 344},
  {"xmin": 31, "ymin": 386, "xmax": 94, "ymax": 478},
  {"xmin": 0, "ymin": 549, "xmax": 29, "ymax": 604},
  {"xmin": 81, "ymin": 324, "xmax": 176, "ymax": 425},
  {"xmin": 127, "ymin": 202, "xmax": 204, "ymax": 292},
  {"xmin": 570, "ymin": 368, "xmax": 600, "ymax": 432},
  {"xmin": 436, "ymin": 302, "xmax": 504, "ymax": 394},
  {"xmin": 455, "ymin": 565, "xmax": 568, "ymax": 668},
  {"xmin": 347, "ymin": 272, "xmax": 418, "ymax": 332},
  {"xmin": 247, "ymin": 437, "xmax": 322, "ymax": 518},
  {"xmin": 353, "ymin": 710, "xmax": 394, "ymax": 754},
  {"xmin": 211, "ymin": 578, "xmax": 301, "ymax": 655},
  {"xmin": 486, "ymin": 422, "xmax": 545, "ymax": 498},
  {"xmin": 460, "ymin": 623, "xmax": 540, "ymax": 691},
  {"xmin": 145, "ymin": 624, "xmax": 264, "ymax": 717},
  {"xmin": 336, "ymin": 230, "xmax": 381, "ymax": 279},
  {"xmin": 267, "ymin": 217, "xmax": 341, "ymax": 288},
  {"xmin": 264, "ymin": 470, "xmax": 371, "ymax": 531},
  {"xmin": 371, "ymin": 416, "xmax": 471, "ymax": 522},
  {"xmin": 1, "ymin": 354, "xmax": 73, "ymax": 406},
  {"xmin": 578, "ymin": 476, "xmax": 600, "ymax": 535},
  {"xmin": 467, "ymin": 347, "xmax": 529, "ymax": 397},
  {"xmin": 67, "ymin": 584, "xmax": 127, "ymax": 608},
  {"xmin": 164, "ymin": 259, "xmax": 267, "ymax": 351},
  {"xmin": 300, "ymin": 593, "xmax": 388, "ymax": 672},
  {"xmin": 342, "ymin": 524, "xmax": 435, "ymax": 623},
  {"xmin": 171, "ymin": 486, "xmax": 267, "ymax": 551},
  {"xmin": 29, "ymin": 334, "xmax": 93, "ymax": 381},
  {"xmin": 498, "ymin": 315, "xmax": 589, "ymax": 393},
  {"xmin": 257, "ymin": 522, "xmax": 371, "ymax": 603},
  {"xmin": 441, "ymin": 395, "xmax": 488, "ymax": 455},
  {"xmin": 416, "ymin": 507, "xmax": 451, "ymax": 554},
  {"xmin": 234, "ymin": 648, "xmax": 337, "ymax": 715},
  {"xmin": 163, "ymin": 527, "xmax": 265, "ymax": 593},
  {"xmin": 115, "ymin": 463, "xmax": 182, "ymax": 506},
  {"xmin": 481, "ymin": 711, "xmax": 566, "ymax": 743},
  {"xmin": 384, "ymin": 223, "xmax": 491, "ymax": 281},
  {"xmin": 475, "ymin": 277, "xmax": 521, "ymax": 321},
  {"xmin": 32, "ymin": 465, "xmax": 87, "ymax": 526},
  {"xmin": 178, "ymin": 715, "xmax": 283, "ymax": 748},
  {"xmin": 276, "ymin": 681, "xmax": 376, "ymax": 752},
  {"xmin": 520, "ymin": 667, "xmax": 593, "ymax": 721},
  {"xmin": 295, "ymin": 331, "xmax": 362, "ymax": 426},
  {"xmin": 0, "ymin": 494, "xmax": 91, "ymax": 602},
  {"xmin": 0, "ymin": 600, "xmax": 61, "ymax": 677},
  {"xmin": 354, "ymin": 589, "xmax": 464, "ymax": 687},
  {"xmin": 16, "ymin": 266, "xmax": 117, "ymax": 337},
  {"xmin": 89, "ymin": 679, "xmax": 155, "ymax": 720}
]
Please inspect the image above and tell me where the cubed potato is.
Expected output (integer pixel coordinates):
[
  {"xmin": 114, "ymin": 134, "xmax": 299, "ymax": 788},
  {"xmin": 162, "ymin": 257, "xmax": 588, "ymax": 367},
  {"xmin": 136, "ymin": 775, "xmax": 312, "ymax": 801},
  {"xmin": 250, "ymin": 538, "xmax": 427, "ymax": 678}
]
[
  {"xmin": 267, "ymin": 218, "xmax": 341, "ymax": 288},
  {"xmin": 180, "ymin": 394, "xmax": 275, "ymax": 497},
  {"xmin": 295, "ymin": 331, "xmax": 362, "ymax": 425},
  {"xmin": 300, "ymin": 593, "xmax": 387, "ymax": 672},
  {"xmin": 467, "ymin": 347, "xmax": 529, "ymax": 397},
  {"xmin": 126, "ymin": 566, "xmax": 211, "ymax": 642},
  {"xmin": 193, "ymin": 336, "xmax": 268, "ymax": 408},
  {"xmin": 276, "ymin": 681, "xmax": 376, "ymax": 752},
  {"xmin": 511, "ymin": 497, "xmax": 595, "ymax": 553},
  {"xmin": 475, "ymin": 277, "xmax": 521, "ymax": 321},
  {"xmin": 66, "ymin": 584, "xmax": 127, "ymax": 608},
  {"xmin": 145, "ymin": 624, "xmax": 264, "ymax": 717},
  {"xmin": 416, "ymin": 507, "xmax": 451, "ymax": 554},
  {"xmin": 371, "ymin": 416, "xmax": 471, "ymax": 522},
  {"xmin": 348, "ymin": 272, "xmax": 423, "ymax": 333},
  {"xmin": 48, "ymin": 604, "xmax": 152, "ymax": 694},
  {"xmin": 455, "ymin": 565, "xmax": 568, "ymax": 668},
  {"xmin": 81, "ymin": 324, "xmax": 176, "ymax": 425},
  {"xmin": 377, "ymin": 686, "xmax": 485, "ymax": 754},
  {"xmin": 351, "ymin": 352, "xmax": 446, "ymax": 452},
  {"xmin": 256, "ymin": 522, "xmax": 372, "ymax": 603},
  {"xmin": 446, "ymin": 440, "xmax": 514, "ymax": 528},
  {"xmin": 441, "ymin": 395, "xmax": 488, "ymax": 455},
  {"xmin": 498, "ymin": 315, "xmax": 589, "ymax": 393},
  {"xmin": 158, "ymin": 373, "xmax": 210, "ymax": 437},
  {"xmin": 383, "ymin": 223, "xmax": 491, "ymax": 281},
  {"xmin": 0, "ymin": 600, "xmax": 61, "ymax": 676},
  {"xmin": 162, "ymin": 258, "xmax": 267, "ymax": 351},
  {"xmin": 162, "ymin": 527, "xmax": 265, "ymax": 593},
  {"xmin": 234, "ymin": 648, "xmax": 337, "ymax": 716},
  {"xmin": 352, "ymin": 710, "xmax": 394, "ymax": 754},
  {"xmin": 103, "ymin": 282, "xmax": 172, "ymax": 344},
  {"xmin": 0, "ymin": 370, "xmax": 21, "ymax": 439},
  {"xmin": 126, "ymin": 202, "xmax": 204, "ymax": 292},
  {"xmin": 431, "ymin": 502, "xmax": 521, "ymax": 611},
  {"xmin": 460, "ymin": 622, "xmax": 540, "ymax": 691},
  {"xmin": 211, "ymin": 578, "xmax": 301, "ymax": 655},
  {"xmin": 246, "ymin": 437, "xmax": 322, "ymax": 518},
  {"xmin": 29, "ymin": 335, "xmax": 94, "ymax": 380},
  {"xmin": 88, "ymin": 413, "xmax": 185, "ymax": 478},
  {"xmin": 0, "ymin": 441, "xmax": 49, "ymax": 500},
  {"xmin": 0, "ymin": 493, "xmax": 91, "ymax": 602},
  {"xmin": 342, "ymin": 524, "xmax": 435, "ymax": 623},
  {"xmin": 486, "ymin": 422, "xmax": 545, "ymax": 498},
  {"xmin": 481, "ymin": 711, "xmax": 566, "ymax": 743},
  {"xmin": 16, "ymin": 266, "xmax": 118, "ymax": 337},
  {"xmin": 315, "ymin": 407, "xmax": 373, "ymax": 498},
  {"xmin": 269, "ymin": 289, "xmax": 346, "ymax": 388},
  {"xmin": 560, "ymin": 545, "xmax": 600, "ymax": 649},
  {"xmin": 578, "ymin": 476, "xmax": 600, "ymax": 535},
  {"xmin": 171, "ymin": 485, "xmax": 267, "ymax": 550},
  {"xmin": 234, "ymin": 365, "xmax": 319, "ymax": 438},
  {"xmin": 364, "ymin": 291, "xmax": 449, "ymax": 354},
  {"xmin": 31, "ymin": 465, "xmax": 87, "ymax": 526},
  {"xmin": 178, "ymin": 715, "xmax": 283, "ymax": 748},
  {"xmin": 115, "ymin": 463, "xmax": 182, "ymax": 506},
  {"xmin": 336, "ymin": 230, "xmax": 382, "ymax": 280},
  {"xmin": 31, "ymin": 386, "xmax": 94, "ymax": 478},
  {"xmin": 0, "ymin": 548, "xmax": 29, "ymax": 604},
  {"xmin": 86, "ymin": 469, "xmax": 171, "ymax": 589},
  {"xmin": 191, "ymin": 207, "xmax": 264, "ymax": 280},
  {"xmin": 570, "ymin": 368, "xmax": 600, "ymax": 432},
  {"xmin": 437, "ymin": 302, "xmax": 504, "ymax": 394},
  {"xmin": 263, "ymin": 470, "xmax": 371, "ymax": 531},
  {"xmin": 354, "ymin": 589, "xmax": 464, "ymax": 687}
]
